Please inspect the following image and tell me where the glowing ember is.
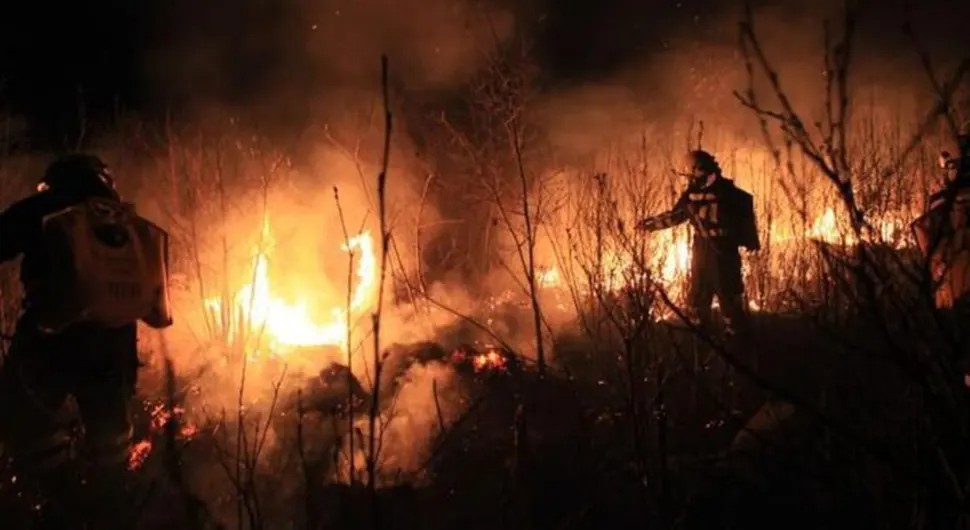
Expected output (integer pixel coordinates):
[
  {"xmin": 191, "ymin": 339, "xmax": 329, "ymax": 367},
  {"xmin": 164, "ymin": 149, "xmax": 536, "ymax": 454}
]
[
  {"xmin": 536, "ymin": 266, "xmax": 561, "ymax": 288},
  {"xmin": 128, "ymin": 401, "xmax": 199, "ymax": 471},
  {"xmin": 450, "ymin": 346, "xmax": 510, "ymax": 373},
  {"xmin": 472, "ymin": 349, "xmax": 508, "ymax": 372},
  {"xmin": 804, "ymin": 206, "xmax": 911, "ymax": 248},
  {"xmin": 204, "ymin": 220, "xmax": 377, "ymax": 354},
  {"xmin": 127, "ymin": 440, "xmax": 153, "ymax": 471},
  {"xmin": 148, "ymin": 402, "xmax": 198, "ymax": 438}
]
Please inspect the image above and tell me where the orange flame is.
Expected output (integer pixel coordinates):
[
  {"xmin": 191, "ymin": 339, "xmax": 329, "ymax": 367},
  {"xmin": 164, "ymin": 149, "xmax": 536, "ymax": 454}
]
[
  {"xmin": 204, "ymin": 219, "xmax": 377, "ymax": 355},
  {"xmin": 449, "ymin": 347, "xmax": 509, "ymax": 373},
  {"xmin": 536, "ymin": 266, "xmax": 561, "ymax": 288},
  {"xmin": 650, "ymin": 228, "xmax": 692, "ymax": 288},
  {"xmin": 806, "ymin": 207, "xmax": 854, "ymax": 244},
  {"xmin": 472, "ymin": 349, "xmax": 508, "ymax": 372},
  {"xmin": 536, "ymin": 227, "xmax": 692, "ymax": 301},
  {"xmin": 127, "ymin": 440, "xmax": 152, "ymax": 471},
  {"xmin": 805, "ymin": 206, "xmax": 911, "ymax": 248},
  {"xmin": 536, "ymin": 204, "xmax": 912, "ymax": 304},
  {"xmin": 128, "ymin": 402, "xmax": 198, "ymax": 471}
]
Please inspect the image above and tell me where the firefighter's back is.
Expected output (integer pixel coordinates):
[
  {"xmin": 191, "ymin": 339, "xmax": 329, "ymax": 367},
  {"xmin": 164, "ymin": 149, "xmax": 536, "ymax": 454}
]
[{"xmin": 0, "ymin": 154, "xmax": 168, "ymax": 529}]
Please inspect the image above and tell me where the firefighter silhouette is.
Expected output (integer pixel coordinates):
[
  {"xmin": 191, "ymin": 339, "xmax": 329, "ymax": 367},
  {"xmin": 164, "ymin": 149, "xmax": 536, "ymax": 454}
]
[
  {"xmin": 914, "ymin": 126, "xmax": 970, "ymax": 310},
  {"xmin": 0, "ymin": 154, "xmax": 140, "ymax": 527},
  {"xmin": 928, "ymin": 128, "xmax": 970, "ymax": 210},
  {"xmin": 638, "ymin": 150, "xmax": 760, "ymax": 337}
]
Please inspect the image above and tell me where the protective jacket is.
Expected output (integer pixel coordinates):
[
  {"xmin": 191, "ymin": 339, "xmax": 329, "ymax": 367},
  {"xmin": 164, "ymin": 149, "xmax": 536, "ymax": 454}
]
[{"xmin": 639, "ymin": 174, "xmax": 760, "ymax": 251}]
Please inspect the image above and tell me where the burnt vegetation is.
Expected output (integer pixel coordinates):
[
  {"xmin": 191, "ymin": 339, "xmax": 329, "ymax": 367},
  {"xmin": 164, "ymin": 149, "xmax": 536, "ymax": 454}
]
[{"xmin": 2, "ymin": 3, "xmax": 970, "ymax": 530}]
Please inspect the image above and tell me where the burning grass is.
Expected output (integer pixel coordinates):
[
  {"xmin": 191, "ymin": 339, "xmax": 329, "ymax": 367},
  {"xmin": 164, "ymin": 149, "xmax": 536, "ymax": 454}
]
[
  {"xmin": 55, "ymin": 115, "xmax": 953, "ymax": 527},
  {"xmin": 0, "ymin": 14, "xmax": 967, "ymax": 527},
  {"xmin": 0, "ymin": 113, "xmax": 951, "ymax": 527}
]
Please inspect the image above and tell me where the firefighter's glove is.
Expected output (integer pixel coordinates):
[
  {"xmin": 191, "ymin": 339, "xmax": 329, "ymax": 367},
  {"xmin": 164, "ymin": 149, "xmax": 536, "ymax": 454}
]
[{"xmin": 635, "ymin": 218, "xmax": 656, "ymax": 232}]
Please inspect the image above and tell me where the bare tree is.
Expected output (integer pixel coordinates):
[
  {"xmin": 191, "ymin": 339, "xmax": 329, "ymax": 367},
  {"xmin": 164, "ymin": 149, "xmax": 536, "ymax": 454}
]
[
  {"xmin": 437, "ymin": 35, "xmax": 552, "ymax": 375},
  {"xmin": 736, "ymin": 2, "xmax": 970, "ymax": 525}
]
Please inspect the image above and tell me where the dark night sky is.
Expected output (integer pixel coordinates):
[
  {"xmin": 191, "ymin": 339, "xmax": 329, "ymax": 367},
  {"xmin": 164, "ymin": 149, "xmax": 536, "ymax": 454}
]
[
  {"xmin": 0, "ymin": 0, "xmax": 671, "ymax": 119},
  {"xmin": 0, "ymin": 0, "xmax": 967, "ymax": 148}
]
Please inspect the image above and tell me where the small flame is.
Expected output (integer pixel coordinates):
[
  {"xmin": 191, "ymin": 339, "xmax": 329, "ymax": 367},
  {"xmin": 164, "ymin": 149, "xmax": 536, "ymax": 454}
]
[
  {"xmin": 806, "ymin": 207, "xmax": 852, "ymax": 244},
  {"xmin": 127, "ymin": 440, "xmax": 153, "ymax": 471},
  {"xmin": 450, "ymin": 347, "xmax": 509, "ymax": 373},
  {"xmin": 537, "ymin": 266, "xmax": 561, "ymax": 288},
  {"xmin": 128, "ymin": 402, "xmax": 198, "ymax": 471},
  {"xmin": 472, "ymin": 349, "xmax": 508, "ymax": 372}
]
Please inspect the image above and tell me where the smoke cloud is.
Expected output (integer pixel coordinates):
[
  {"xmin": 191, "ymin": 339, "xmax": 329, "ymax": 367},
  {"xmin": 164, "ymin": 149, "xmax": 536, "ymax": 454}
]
[
  {"xmin": 143, "ymin": 0, "xmax": 515, "ymax": 117},
  {"xmin": 530, "ymin": 0, "xmax": 969, "ymax": 164}
]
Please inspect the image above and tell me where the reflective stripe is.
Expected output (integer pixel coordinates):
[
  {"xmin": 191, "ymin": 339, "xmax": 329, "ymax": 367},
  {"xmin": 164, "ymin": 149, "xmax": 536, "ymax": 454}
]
[
  {"xmin": 689, "ymin": 193, "xmax": 717, "ymax": 201},
  {"xmin": 696, "ymin": 204, "xmax": 720, "ymax": 224}
]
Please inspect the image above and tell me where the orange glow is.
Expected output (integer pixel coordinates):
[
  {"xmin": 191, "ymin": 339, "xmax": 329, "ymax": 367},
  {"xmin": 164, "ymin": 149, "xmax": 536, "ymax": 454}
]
[
  {"xmin": 128, "ymin": 401, "xmax": 198, "ymax": 472},
  {"xmin": 806, "ymin": 207, "xmax": 854, "ymax": 244},
  {"xmin": 536, "ymin": 265, "xmax": 561, "ymax": 288},
  {"xmin": 128, "ymin": 440, "xmax": 152, "ymax": 471},
  {"xmin": 204, "ymin": 219, "xmax": 377, "ymax": 356},
  {"xmin": 651, "ymin": 228, "xmax": 692, "ymax": 286},
  {"xmin": 472, "ymin": 349, "xmax": 508, "ymax": 372},
  {"xmin": 804, "ymin": 206, "xmax": 911, "ymax": 248},
  {"xmin": 534, "ymin": 202, "xmax": 913, "ymax": 309},
  {"xmin": 449, "ymin": 346, "xmax": 509, "ymax": 373}
]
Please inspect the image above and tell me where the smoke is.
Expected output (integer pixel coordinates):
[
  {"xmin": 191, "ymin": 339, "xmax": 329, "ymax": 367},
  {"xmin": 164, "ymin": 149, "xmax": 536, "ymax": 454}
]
[
  {"xmin": 344, "ymin": 360, "xmax": 469, "ymax": 483},
  {"xmin": 514, "ymin": 0, "xmax": 970, "ymax": 269},
  {"xmin": 144, "ymin": 0, "xmax": 515, "ymax": 118},
  {"xmin": 5, "ymin": 1, "xmax": 967, "ymax": 519},
  {"xmin": 118, "ymin": 0, "xmax": 525, "ymax": 368},
  {"xmin": 529, "ymin": 0, "xmax": 968, "ymax": 163}
]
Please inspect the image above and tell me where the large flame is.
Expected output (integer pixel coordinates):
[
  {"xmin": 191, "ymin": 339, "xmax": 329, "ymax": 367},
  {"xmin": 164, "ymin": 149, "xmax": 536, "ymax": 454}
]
[{"xmin": 204, "ymin": 219, "xmax": 377, "ymax": 355}]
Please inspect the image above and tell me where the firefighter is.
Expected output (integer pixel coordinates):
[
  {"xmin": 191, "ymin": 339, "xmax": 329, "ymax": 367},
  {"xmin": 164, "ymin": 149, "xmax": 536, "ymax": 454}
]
[
  {"xmin": 637, "ymin": 150, "xmax": 760, "ymax": 338},
  {"xmin": 914, "ymin": 127, "xmax": 970, "ymax": 310},
  {"xmin": 0, "ymin": 154, "xmax": 140, "ymax": 528},
  {"xmin": 928, "ymin": 128, "xmax": 970, "ymax": 212}
]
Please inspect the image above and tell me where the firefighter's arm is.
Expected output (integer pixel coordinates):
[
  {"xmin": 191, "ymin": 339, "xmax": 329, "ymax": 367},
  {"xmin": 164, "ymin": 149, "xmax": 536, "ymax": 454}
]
[
  {"xmin": 0, "ymin": 200, "xmax": 31, "ymax": 262},
  {"xmin": 636, "ymin": 193, "xmax": 689, "ymax": 232}
]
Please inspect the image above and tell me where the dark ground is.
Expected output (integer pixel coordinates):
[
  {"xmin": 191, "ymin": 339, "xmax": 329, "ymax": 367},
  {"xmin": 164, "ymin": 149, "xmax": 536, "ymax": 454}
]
[
  {"xmin": 107, "ymin": 307, "xmax": 947, "ymax": 530},
  {"xmin": 0, "ymin": 273, "xmax": 963, "ymax": 530}
]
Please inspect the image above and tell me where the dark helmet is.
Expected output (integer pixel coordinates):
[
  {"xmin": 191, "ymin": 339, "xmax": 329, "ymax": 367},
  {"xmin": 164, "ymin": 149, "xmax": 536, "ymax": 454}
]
[
  {"xmin": 678, "ymin": 149, "xmax": 721, "ymax": 178},
  {"xmin": 37, "ymin": 154, "xmax": 118, "ymax": 198}
]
